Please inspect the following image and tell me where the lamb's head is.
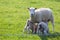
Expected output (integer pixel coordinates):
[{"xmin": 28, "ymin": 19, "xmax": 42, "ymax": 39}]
[
  {"xmin": 28, "ymin": 7, "xmax": 37, "ymax": 16},
  {"xmin": 38, "ymin": 23, "xmax": 44, "ymax": 33},
  {"xmin": 38, "ymin": 22, "xmax": 49, "ymax": 35}
]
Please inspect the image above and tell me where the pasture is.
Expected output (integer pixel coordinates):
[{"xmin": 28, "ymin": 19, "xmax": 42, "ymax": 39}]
[{"xmin": 0, "ymin": 0, "xmax": 60, "ymax": 40}]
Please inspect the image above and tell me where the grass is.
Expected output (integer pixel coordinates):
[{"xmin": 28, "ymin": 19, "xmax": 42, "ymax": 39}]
[{"xmin": 0, "ymin": 0, "xmax": 60, "ymax": 40}]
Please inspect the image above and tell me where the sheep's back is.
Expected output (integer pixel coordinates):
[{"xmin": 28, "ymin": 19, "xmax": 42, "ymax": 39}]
[{"xmin": 35, "ymin": 8, "xmax": 53, "ymax": 22}]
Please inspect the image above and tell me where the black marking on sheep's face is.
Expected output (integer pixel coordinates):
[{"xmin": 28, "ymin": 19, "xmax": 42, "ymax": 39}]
[
  {"xmin": 39, "ymin": 24, "xmax": 44, "ymax": 34},
  {"xmin": 27, "ymin": 20, "xmax": 33, "ymax": 26}
]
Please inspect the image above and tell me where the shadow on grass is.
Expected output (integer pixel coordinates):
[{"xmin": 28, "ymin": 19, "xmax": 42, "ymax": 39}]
[{"xmin": 38, "ymin": 32, "xmax": 60, "ymax": 40}]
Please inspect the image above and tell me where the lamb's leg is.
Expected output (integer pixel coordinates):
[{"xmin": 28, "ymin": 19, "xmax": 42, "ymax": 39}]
[
  {"xmin": 29, "ymin": 22, "xmax": 35, "ymax": 34},
  {"xmin": 44, "ymin": 30, "xmax": 49, "ymax": 35},
  {"xmin": 23, "ymin": 25, "xmax": 27, "ymax": 33},
  {"xmin": 23, "ymin": 19, "xmax": 30, "ymax": 33},
  {"xmin": 32, "ymin": 26, "xmax": 35, "ymax": 34},
  {"xmin": 27, "ymin": 27, "xmax": 31, "ymax": 34},
  {"xmin": 37, "ymin": 26, "xmax": 41, "ymax": 35},
  {"xmin": 37, "ymin": 27, "xmax": 39, "ymax": 34},
  {"xmin": 35, "ymin": 27, "xmax": 37, "ymax": 34},
  {"xmin": 32, "ymin": 24, "xmax": 36, "ymax": 34},
  {"xmin": 31, "ymin": 26, "xmax": 34, "ymax": 33},
  {"xmin": 45, "ymin": 22, "xmax": 49, "ymax": 33},
  {"xmin": 24, "ymin": 24, "xmax": 31, "ymax": 34}
]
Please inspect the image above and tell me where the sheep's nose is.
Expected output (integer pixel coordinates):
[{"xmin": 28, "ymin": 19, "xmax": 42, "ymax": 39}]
[{"xmin": 31, "ymin": 14, "xmax": 34, "ymax": 16}]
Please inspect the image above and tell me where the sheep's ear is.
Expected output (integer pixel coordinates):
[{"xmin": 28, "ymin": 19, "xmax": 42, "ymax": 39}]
[{"xmin": 35, "ymin": 8, "xmax": 37, "ymax": 9}]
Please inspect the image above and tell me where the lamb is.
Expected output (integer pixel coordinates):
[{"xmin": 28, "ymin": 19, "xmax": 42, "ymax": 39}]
[
  {"xmin": 28, "ymin": 7, "xmax": 54, "ymax": 32},
  {"xmin": 23, "ymin": 19, "xmax": 33, "ymax": 33},
  {"xmin": 37, "ymin": 22, "xmax": 49, "ymax": 35},
  {"xmin": 23, "ymin": 19, "xmax": 38, "ymax": 33}
]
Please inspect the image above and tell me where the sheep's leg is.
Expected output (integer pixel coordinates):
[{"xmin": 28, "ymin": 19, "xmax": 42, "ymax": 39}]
[
  {"xmin": 33, "ymin": 24, "xmax": 37, "ymax": 34},
  {"xmin": 37, "ymin": 29, "xmax": 40, "ymax": 35},
  {"xmin": 23, "ymin": 25, "xmax": 30, "ymax": 33},
  {"xmin": 23, "ymin": 25, "xmax": 27, "ymax": 33},
  {"xmin": 47, "ymin": 27, "xmax": 49, "ymax": 34},
  {"xmin": 30, "ymin": 23, "xmax": 35, "ymax": 34},
  {"xmin": 37, "ymin": 27, "xmax": 39, "ymax": 34},
  {"xmin": 35, "ymin": 27, "xmax": 37, "ymax": 34},
  {"xmin": 37, "ymin": 27, "xmax": 41, "ymax": 35},
  {"xmin": 23, "ymin": 19, "xmax": 30, "ymax": 33},
  {"xmin": 45, "ymin": 22, "xmax": 49, "ymax": 33},
  {"xmin": 33, "ymin": 26, "xmax": 35, "ymax": 34},
  {"xmin": 31, "ymin": 24, "xmax": 34, "ymax": 34},
  {"xmin": 44, "ymin": 30, "xmax": 49, "ymax": 35},
  {"xmin": 27, "ymin": 27, "xmax": 31, "ymax": 34},
  {"xmin": 50, "ymin": 16, "xmax": 54, "ymax": 32}
]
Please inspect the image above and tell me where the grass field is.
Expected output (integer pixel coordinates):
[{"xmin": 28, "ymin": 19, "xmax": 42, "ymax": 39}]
[{"xmin": 0, "ymin": 0, "xmax": 60, "ymax": 40}]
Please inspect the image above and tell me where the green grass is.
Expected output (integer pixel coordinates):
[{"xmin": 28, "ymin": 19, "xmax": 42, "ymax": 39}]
[{"xmin": 0, "ymin": 0, "xmax": 60, "ymax": 40}]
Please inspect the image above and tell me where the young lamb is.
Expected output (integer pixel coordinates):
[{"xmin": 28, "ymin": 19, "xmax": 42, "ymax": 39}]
[
  {"xmin": 37, "ymin": 22, "xmax": 49, "ymax": 35},
  {"xmin": 23, "ymin": 19, "xmax": 33, "ymax": 33},
  {"xmin": 28, "ymin": 7, "xmax": 54, "ymax": 32},
  {"xmin": 23, "ymin": 19, "xmax": 38, "ymax": 34}
]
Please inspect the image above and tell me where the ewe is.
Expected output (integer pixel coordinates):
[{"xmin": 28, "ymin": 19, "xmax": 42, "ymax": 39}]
[{"xmin": 28, "ymin": 7, "xmax": 54, "ymax": 32}]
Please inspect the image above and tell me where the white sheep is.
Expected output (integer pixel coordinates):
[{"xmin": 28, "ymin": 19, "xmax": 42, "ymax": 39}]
[
  {"xmin": 37, "ymin": 22, "xmax": 49, "ymax": 35},
  {"xmin": 28, "ymin": 7, "xmax": 54, "ymax": 32}
]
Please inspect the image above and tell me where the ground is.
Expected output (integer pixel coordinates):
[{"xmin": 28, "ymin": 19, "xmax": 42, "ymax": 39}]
[{"xmin": 0, "ymin": 0, "xmax": 60, "ymax": 40}]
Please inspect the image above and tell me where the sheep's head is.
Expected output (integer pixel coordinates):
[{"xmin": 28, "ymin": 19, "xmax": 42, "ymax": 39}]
[{"xmin": 28, "ymin": 7, "xmax": 37, "ymax": 16}]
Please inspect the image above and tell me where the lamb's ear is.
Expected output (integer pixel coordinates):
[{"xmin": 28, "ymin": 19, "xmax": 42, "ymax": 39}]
[{"xmin": 35, "ymin": 8, "xmax": 37, "ymax": 10}]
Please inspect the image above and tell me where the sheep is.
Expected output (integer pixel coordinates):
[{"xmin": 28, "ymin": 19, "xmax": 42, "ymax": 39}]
[
  {"xmin": 23, "ymin": 19, "xmax": 33, "ymax": 33},
  {"xmin": 23, "ymin": 19, "xmax": 37, "ymax": 33},
  {"xmin": 37, "ymin": 22, "xmax": 49, "ymax": 35},
  {"xmin": 23, "ymin": 19, "xmax": 38, "ymax": 34},
  {"xmin": 28, "ymin": 7, "xmax": 54, "ymax": 32}
]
